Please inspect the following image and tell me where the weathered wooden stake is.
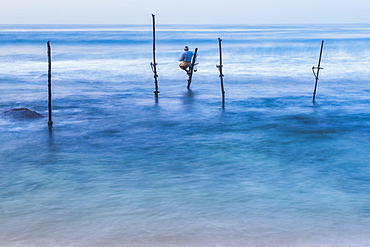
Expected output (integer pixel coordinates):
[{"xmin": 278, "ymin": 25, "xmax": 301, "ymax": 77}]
[
  {"xmin": 217, "ymin": 38, "xmax": 225, "ymax": 107},
  {"xmin": 187, "ymin": 48, "xmax": 198, "ymax": 89},
  {"xmin": 47, "ymin": 41, "xmax": 53, "ymax": 127},
  {"xmin": 150, "ymin": 14, "xmax": 159, "ymax": 95},
  {"xmin": 312, "ymin": 40, "xmax": 324, "ymax": 102}
]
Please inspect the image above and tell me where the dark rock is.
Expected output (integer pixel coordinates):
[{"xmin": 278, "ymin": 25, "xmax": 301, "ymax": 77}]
[{"xmin": 3, "ymin": 108, "xmax": 44, "ymax": 119}]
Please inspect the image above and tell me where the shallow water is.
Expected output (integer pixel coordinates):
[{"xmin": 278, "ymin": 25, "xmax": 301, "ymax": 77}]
[{"xmin": 1, "ymin": 24, "xmax": 370, "ymax": 246}]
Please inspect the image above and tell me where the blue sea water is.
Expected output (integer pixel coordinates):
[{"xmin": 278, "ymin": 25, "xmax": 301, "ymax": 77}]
[{"xmin": 1, "ymin": 24, "xmax": 370, "ymax": 246}]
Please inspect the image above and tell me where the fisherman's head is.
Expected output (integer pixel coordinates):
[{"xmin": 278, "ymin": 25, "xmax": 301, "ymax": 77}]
[{"xmin": 184, "ymin": 46, "xmax": 189, "ymax": 51}]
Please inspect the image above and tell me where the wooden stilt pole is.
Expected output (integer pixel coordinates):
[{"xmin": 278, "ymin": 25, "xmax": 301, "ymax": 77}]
[
  {"xmin": 151, "ymin": 14, "xmax": 159, "ymax": 95},
  {"xmin": 312, "ymin": 40, "xmax": 324, "ymax": 102},
  {"xmin": 47, "ymin": 41, "xmax": 53, "ymax": 127},
  {"xmin": 216, "ymin": 38, "xmax": 225, "ymax": 107},
  {"xmin": 187, "ymin": 48, "xmax": 198, "ymax": 89}
]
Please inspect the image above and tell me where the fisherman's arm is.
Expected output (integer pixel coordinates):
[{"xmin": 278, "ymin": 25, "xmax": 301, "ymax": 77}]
[{"xmin": 179, "ymin": 53, "xmax": 186, "ymax": 61}]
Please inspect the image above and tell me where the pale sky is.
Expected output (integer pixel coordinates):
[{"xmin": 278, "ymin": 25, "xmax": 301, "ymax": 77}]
[{"xmin": 1, "ymin": 0, "xmax": 370, "ymax": 24}]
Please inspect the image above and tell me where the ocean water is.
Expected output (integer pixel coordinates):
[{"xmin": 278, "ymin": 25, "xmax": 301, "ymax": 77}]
[{"xmin": 1, "ymin": 24, "xmax": 370, "ymax": 246}]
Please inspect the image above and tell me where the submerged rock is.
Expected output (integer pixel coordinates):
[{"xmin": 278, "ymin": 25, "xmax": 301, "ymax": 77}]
[{"xmin": 3, "ymin": 108, "xmax": 44, "ymax": 119}]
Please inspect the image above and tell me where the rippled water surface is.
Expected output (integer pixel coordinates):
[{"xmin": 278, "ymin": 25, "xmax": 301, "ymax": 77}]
[{"xmin": 1, "ymin": 24, "xmax": 370, "ymax": 246}]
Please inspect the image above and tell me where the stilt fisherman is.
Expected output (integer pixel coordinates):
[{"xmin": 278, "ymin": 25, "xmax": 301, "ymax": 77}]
[{"xmin": 179, "ymin": 46, "xmax": 194, "ymax": 75}]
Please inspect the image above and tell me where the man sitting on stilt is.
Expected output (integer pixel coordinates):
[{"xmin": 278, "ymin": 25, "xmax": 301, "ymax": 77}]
[{"xmin": 179, "ymin": 46, "xmax": 194, "ymax": 75}]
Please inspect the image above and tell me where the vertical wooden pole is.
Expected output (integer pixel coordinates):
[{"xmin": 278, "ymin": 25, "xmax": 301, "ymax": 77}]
[
  {"xmin": 47, "ymin": 41, "xmax": 53, "ymax": 127},
  {"xmin": 187, "ymin": 48, "xmax": 198, "ymax": 89},
  {"xmin": 151, "ymin": 14, "xmax": 159, "ymax": 95},
  {"xmin": 312, "ymin": 40, "xmax": 324, "ymax": 102},
  {"xmin": 217, "ymin": 38, "xmax": 225, "ymax": 107}
]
